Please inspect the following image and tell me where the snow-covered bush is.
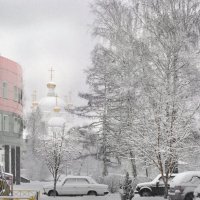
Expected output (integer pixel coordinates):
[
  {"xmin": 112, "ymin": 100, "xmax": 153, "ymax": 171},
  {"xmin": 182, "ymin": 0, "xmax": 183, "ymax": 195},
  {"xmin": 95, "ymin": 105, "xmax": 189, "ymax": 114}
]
[
  {"xmin": 120, "ymin": 172, "xmax": 134, "ymax": 200},
  {"xmin": 93, "ymin": 172, "xmax": 152, "ymax": 193},
  {"xmin": 94, "ymin": 174, "xmax": 123, "ymax": 193},
  {"xmin": 103, "ymin": 175, "xmax": 122, "ymax": 193}
]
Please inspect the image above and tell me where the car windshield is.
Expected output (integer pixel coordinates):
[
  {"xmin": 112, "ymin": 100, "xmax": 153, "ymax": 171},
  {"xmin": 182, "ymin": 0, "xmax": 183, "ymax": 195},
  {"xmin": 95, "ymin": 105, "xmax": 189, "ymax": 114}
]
[
  {"xmin": 171, "ymin": 173, "xmax": 200, "ymax": 184},
  {"xmin": 189, "ymin": 176, "xmax": 200, "ymax": 184}
]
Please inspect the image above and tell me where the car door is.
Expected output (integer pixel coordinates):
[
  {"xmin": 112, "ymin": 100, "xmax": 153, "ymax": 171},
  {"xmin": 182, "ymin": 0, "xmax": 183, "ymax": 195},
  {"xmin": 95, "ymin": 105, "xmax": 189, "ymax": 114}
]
[
  {"xmin": 151, "ymin": 175, "xmax": 163, "ymax": 195},
  {"xmin": 61, "ymin": 178, "xmax": 77, "ymax": 195},
  {"xmin": 153, "ymin": 176, "xmax": 175, "ymax": 196},
  {"xmin": 154, "ymin": 176, "xmax": 165, "ymax": 195},
  {"xmin": 75, "ymin": 178, "xmax": 91, "ymax": 195}
]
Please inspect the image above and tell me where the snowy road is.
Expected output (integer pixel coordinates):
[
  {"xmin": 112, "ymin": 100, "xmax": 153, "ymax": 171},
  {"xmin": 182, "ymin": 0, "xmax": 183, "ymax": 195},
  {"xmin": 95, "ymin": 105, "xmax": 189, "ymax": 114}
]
[
  {"xmin": 14, "ymin": 182, "xmax": 165, "ymax": 200},
  {"xmin": 40, "ymin": 195, "xmax": 165, "ymax": 200},
  {"xmin": 40, "ymin": 194, "xmax": 165, "ymax": 200}
]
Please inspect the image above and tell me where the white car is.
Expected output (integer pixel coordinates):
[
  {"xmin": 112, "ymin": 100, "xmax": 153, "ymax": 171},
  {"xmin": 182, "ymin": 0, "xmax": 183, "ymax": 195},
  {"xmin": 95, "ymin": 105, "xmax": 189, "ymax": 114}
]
[
  {"xmin": 43, "ymin": 175, "xmax": 109, "ymax": 196},
  {"xmin": 169, "ymin": 171, "xmax": 200, "ymax": 200}
]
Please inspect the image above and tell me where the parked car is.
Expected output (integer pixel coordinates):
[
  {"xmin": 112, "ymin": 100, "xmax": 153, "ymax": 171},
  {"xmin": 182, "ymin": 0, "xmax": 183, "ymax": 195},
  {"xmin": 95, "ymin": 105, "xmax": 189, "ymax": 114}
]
[
  {"xmin": 168, "ymin": 171, "xmax": 200, "ymax": 200},
  {"xmin": 43, "ymin": 175, "xmax": 109, "ymax": 196},
  {"xmin": 135, "ymin": 174, "xmax": 176, "ymax": 196}
]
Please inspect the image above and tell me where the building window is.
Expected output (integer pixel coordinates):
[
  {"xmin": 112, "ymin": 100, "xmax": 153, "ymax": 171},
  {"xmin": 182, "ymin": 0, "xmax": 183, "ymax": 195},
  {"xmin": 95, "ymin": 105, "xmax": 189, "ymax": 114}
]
[
  {"xmin": 14, "ymin": 117, "xmax": 18, "ymax": 133},
  {"xmin": 18, "ymin": 88, "xmax": 22, "ymax": 103},
  {"xmin": 2, "ymin": 82, "xmax": 8, "ymax": 99},
  {"xmin": 0, "ymin": 114, "xmax": 2, "ymax": 131},
  {"xmin": 18, "ymin": 88, "xmax": 20, "ymax": 103},
  {"xmin": 3, "ymin": 115, "xmax": 9, "ymax": 132},
  {"xmin": 14, "ymin": 86, "xmax": 18, "ymax": 101},
  {"xmin": 20, "ymin": 90, "xmax": 23, "ymax": 104},
  {"xmin": 14, "ymin": 117, "xmax": 20, "ymax": 133}
]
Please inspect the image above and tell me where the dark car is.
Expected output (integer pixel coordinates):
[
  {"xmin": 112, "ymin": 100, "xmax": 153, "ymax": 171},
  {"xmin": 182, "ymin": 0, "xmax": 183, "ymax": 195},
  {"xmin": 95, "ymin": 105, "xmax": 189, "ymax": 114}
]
[{"xmin": 135, "ymin": 174, "xmax": 176, "ymax": 197}]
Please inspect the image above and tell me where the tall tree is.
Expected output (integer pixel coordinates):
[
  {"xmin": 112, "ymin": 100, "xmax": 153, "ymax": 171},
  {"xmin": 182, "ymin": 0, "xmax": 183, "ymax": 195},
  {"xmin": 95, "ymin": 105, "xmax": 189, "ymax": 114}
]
[
  {"xmin": 128, "ymin": 0, "xmax": 200, "ymax": 197},
  {"xmin": 91, "ymin": 1, "xmax": 200, "ymax": 197},
  {"xmin": 72, "ymin": 44, "xmax": 121, "ymax": 176},
  {"xmin": 24, "ymin": 108, "xmax": 49, "ymax": 180},
  {"xmin": 91, "ymin": 0, "xmax": 142, "ymax": 177}
]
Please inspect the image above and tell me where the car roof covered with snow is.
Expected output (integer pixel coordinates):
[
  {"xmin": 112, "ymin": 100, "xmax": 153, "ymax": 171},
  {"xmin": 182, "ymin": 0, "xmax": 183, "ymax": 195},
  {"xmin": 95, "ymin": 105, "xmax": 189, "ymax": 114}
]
[
  {"xmin": 170, "ymin": 171, "xmax": 200, "ymax": 187},
  {"xmin": 65, "ymin": 175, "xmax": 93, "ymax": 179}
]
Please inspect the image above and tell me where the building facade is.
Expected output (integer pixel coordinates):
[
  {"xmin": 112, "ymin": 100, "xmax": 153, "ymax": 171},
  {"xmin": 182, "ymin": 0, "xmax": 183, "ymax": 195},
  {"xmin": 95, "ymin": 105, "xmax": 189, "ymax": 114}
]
[{"xmin": 0, "ymin": 56, "xmax": 23, "ymax": 184}]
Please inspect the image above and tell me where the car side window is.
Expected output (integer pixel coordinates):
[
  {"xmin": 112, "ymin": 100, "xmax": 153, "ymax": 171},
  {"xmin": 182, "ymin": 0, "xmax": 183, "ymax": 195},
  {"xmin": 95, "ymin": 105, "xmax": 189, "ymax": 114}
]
[
  {"xmin": 76, "ymin": 178, "xmax": 89, "ymax": 184},
  {"xmin": 63, "ymin": 178, "xmax": 77, "ymax": 185},
  {"xmin": 158, "ymin": 177, "xmax": 164, "ymax": 184},
  {"xmin": 158, "ymin": 176, "xmax": 174, "ymax": 184},
  {"xmin": 190, "ymin": 176, "xmax": 200, "ymax": 184}
]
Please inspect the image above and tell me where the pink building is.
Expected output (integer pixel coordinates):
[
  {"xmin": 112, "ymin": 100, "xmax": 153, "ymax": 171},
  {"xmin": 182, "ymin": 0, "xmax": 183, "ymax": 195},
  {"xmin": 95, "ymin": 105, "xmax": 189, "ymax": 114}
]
[{"xmin": 0, "ymin": 56, "xmax": 23, "ymax": 184}]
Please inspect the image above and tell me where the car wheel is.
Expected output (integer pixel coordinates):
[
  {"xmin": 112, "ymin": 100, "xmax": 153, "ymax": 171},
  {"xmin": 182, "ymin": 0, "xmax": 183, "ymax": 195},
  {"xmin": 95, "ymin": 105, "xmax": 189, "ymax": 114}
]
[
  {"xmin": 48, "ymin": 190, "xmax": 58, "ymax": 196},
  {"xmin": 185, "ymin": 193, "xmax": 194, "ymax": 200},
  {"xmin": 88, "ymin": 191, "xmax": 97, "ymax": 196},
  {"xmin": 141, "ymin": 190, "xmax": 151, "ymax": 196}
]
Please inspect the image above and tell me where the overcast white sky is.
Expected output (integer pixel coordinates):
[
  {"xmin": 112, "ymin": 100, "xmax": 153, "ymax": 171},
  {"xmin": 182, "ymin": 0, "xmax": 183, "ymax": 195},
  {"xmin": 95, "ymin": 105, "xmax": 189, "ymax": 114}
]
[{"xmin": 0, "ymin": 0, "xmax": 95, "ymax": 112}]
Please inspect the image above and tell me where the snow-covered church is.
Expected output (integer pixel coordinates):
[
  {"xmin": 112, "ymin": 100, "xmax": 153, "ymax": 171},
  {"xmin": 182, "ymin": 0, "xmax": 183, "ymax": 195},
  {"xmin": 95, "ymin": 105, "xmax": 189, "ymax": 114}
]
[
  {"xmin": 31, "ymin": 69, "xmax": 72, "ymax": 130},
  {"xmin": 22, "ymin": 69, "xmax": 74, "ymax": 180}
]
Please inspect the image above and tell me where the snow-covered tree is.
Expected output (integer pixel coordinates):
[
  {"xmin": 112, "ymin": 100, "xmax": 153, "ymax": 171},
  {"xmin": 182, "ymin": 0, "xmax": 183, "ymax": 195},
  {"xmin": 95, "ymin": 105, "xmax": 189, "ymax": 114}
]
[
  {"xmin": 70, "ymin": 1, "xmax": 142, "ymax": 177},
  {"xmin": 23, "ymin": 108, "xmax": 49, "ymax": 180},
  {"xmin": 90, "ymin": 0, "xmax": 200, "ymax": 197},
  {"xmin": 121, "ymin": 172, "xmax": 134, "ymax": 200},
  {"xmin": 26, "ymin": 108, "xmax": 46, "ymax": 152},
  {"xmin": 91, "ymin": 0, "xmax": 145, "ymax": 177},
  {"xmin": 130, "ymin": 0, "xmax": 200, "ymax": 197},
  {"xmin": 35, "ymin": 125, "xmax": 80, "ymax": 196},
  {"xmin": 72, "ymin": 44, "xmax": 120, "ymax": 176}
]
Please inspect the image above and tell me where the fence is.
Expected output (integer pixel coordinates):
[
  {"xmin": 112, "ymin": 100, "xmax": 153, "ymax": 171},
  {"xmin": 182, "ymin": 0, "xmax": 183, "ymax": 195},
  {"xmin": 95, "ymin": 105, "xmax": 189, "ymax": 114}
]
[{"xmin": 0, "ymin": 190, "xmax": 40, "ymax": 200}]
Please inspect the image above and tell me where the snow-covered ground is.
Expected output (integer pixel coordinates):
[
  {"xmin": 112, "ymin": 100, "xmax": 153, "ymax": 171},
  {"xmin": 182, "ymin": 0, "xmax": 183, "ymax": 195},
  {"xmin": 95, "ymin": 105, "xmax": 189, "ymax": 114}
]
[
  {"xmin": 40, "ymin": 195, "xmax": 165, "ymax": 200},
  {"xmin": 13, "ymin": 181, "xmax": 165, "ymax": 200}
]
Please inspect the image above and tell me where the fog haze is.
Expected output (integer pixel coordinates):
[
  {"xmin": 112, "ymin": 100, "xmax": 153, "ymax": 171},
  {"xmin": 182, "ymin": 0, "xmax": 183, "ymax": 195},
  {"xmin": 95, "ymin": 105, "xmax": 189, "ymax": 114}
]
[{"xmin": 0, "ymin": 0, "xmax": 94, "ymax": 111}]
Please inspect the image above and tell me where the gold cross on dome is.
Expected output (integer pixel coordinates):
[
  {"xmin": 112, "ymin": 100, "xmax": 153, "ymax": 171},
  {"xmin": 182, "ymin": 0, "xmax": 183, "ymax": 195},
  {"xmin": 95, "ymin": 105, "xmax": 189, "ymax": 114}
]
[
  {"xmin": 55, "ymin": 94, "xmax": 58, "ymax": 106},
  {"xmin": 49, "ymin": 67, "xmax": 55, "ymax": 81}
]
